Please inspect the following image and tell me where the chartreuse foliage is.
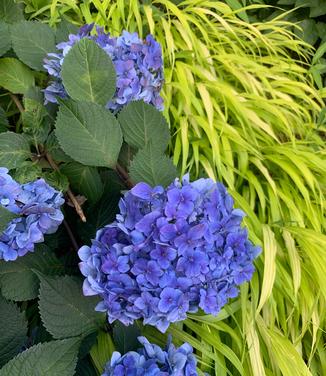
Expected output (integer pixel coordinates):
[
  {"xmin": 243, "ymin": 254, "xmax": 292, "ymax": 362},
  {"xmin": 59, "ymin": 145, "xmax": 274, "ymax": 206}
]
[{"xmin": 18, "ymin": 0, "xmax": 326, "ymax": 375}]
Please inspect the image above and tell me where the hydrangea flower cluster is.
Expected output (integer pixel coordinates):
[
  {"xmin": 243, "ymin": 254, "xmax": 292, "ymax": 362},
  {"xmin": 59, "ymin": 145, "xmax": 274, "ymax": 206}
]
[
  {"xmin": 103, "ymin": 336, "xmax": 197, "ymax": 376},
  {"xmin": 79, "ymin": 175, "xmax": 260, "ymax": 332},
  {"xmin": 44, "ymin": 24, "xmax": 164, "ymax": 111},
  {"xmin": 0, "ymin": 168, "xmax": 64, "ymax": 261}
]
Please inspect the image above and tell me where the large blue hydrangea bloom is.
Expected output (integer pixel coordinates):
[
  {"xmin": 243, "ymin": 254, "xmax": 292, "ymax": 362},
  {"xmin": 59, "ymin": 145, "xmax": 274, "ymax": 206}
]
[
  {"xmin": 79, "ymin": 175, "xmax": 261, "ymax": 332},
  {"xmin": 0, "ymin": 168, "xmax": 64, "ymax": 261},
  {"xmin": 44, "ymin": 24, "xmax": 164, "ymax": 111},
  {"xmin": 103, "ymin": 336, "xmax": 197, "ymax": 376}
]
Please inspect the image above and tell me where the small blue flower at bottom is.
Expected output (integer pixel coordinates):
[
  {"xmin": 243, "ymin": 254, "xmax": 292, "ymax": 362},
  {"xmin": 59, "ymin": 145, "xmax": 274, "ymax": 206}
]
[{"xmin": 103, "ymin": 336, "xmax": 198, "ymax": 376}]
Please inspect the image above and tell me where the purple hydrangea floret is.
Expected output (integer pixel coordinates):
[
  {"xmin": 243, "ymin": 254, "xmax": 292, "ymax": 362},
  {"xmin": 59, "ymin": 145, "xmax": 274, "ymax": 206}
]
[
  {"xmin": 78, "ymin": 175, "xmax": 261, "ymax": 332},
  {"xmin": 103, "ymin": 336, "xmax": 197, "ymax": 376},
  {"xmin": 43, "ymin": 24, "xmax": 164, "ymax": 111},
  {"xmin": 0, "ymin": 168, "xmax": 64, "ymax": 261}
]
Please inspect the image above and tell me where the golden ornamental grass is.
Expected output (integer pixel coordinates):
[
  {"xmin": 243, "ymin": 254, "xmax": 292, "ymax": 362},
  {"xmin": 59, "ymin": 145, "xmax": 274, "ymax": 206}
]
[{"xmin": 26, "ymin": 1, "xmax": 326, "ymax": 374}]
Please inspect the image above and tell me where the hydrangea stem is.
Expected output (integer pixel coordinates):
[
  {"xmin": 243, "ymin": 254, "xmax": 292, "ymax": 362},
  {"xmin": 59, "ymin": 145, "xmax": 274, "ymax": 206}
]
[
  {"xmin": 45, "ymin": 152, "xmax": 87, "ymax": 223},
  {"xmin": 116, "ymin": 163, "xmax": 134, "ymax": 189}
]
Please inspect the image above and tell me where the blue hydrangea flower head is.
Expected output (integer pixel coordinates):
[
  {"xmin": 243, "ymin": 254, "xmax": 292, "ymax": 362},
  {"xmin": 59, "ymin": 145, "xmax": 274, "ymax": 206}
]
[
  {"xmin": 44, "ymin": 24, "xmax": 164, "ymax": 111},
  {"xmin": 0, "ymin": 168, "xmax": 64, "ymax": 261},
  {"xmin": 103, "ymin": 336, "xmax": 198, "ymax": 375},
  {"xmin": 78, "ymin": 175, "xmax": 261, "ymax": 332}
]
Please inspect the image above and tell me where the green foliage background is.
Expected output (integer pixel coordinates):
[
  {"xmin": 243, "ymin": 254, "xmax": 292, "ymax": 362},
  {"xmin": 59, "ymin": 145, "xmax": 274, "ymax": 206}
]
[{"xmin": 0, "ymin": 0, "xmax": 325, "ymax": 375}]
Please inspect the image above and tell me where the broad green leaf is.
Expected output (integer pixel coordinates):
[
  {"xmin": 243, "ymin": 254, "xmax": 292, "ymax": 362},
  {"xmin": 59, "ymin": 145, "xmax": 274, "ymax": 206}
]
[
  {"xmin": 56, "ymin": 19, "xmax": 78, "ymax": 44},
  {"xmin": 0, "ymin": 338, "xmax": 80, "ymax": 376},
  {"xmin": 78, "ymin": 171, "xmax": 123, "ymax": 242},
  {"xmin": 60, "ymin": 162, "xmax": 103, "ymax": 203},
  {"xmin": 0, "ymin": 0, "xmax": 24, "ymax": 23},
  {"xmin": 129, "ymin": 143, "xmax": 177, "ymax": 187},
  {"xmin": 55, "ymin": 100, "xmax": 122, "ymax": 167},
  {"xmin": 61, "ymin": 39, "xmax": 116, "ymax": 105},
  {"xmin": 0, "ymin": 297, "xmax": 27, "ymax": 366},
  {"xmin": 0, "ymin": 244, "xmax": 63, "ymax": 301},
  {"xmin": 45, "ymin": 131, "xmax": 73, "ymax": 163},
  {"xmin": 0, "ymin": 107, "xmax": 9, "ymax": 133},
  {"xmin": 43, "ymin": 170, "xmax": 69, "ymax": 192},
  {"xmin": 0, "ymin": 206, "xmax": 18, "ymax": 234},
  {"xmin": 0, "ymin": 21, "xmax": 10, "ymax": 56},
  {"xmin": 0, "ymin": 58, "xmax": 34, "ymax": 94},
  {"xmin": 11, "ymin": 21, "xmax": 56, "ymax": 71},
  {"xmin": 22, "ymin": 91, "xmax": 50, "ymax": 144},
  {"xmin": 113, "ymin": 322, "xmax": 141, "ymax": 354},
  {"xmin": 0, "ymin": 132, "xmax": 30, "ymax": 169},
  {"xmin": 118, "ymin": 101, "xmax": 170, "ymax": 151},
  {"xmin": 12, "ymin": 162, "xmax": 42, "ymax": 184},
  {"xmin": 38, "ymin": 274, "xmax": 105, "ymax": 339}
]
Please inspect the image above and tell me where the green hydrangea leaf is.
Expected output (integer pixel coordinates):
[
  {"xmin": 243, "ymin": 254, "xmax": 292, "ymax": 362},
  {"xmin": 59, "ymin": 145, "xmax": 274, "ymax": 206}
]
[
  {"xmin": 0, "ymin": 206, "xmax": 18, "ymax": 234},
  {"xmin": 11, "ymin": 21, "xmax": 56, "ymax": 71},
  {"xmin": 42, "ymin": 170, "xmax": 69, "ymax": 192},
  {"xmin": 0, "ymin": 58, "xmax": 34, "ymax": 94},
  {"xmin": 0, "ymin": 244, "xmax": 64, "ymax": 301},
  {"xmin": 12, "ymin": 162, "xmax": 42, "ymax": 184},
  {"xmin": 129, "ymin": 142, "xmax": 177, "ymax": 187},
  {"xmin": 56, "ymin": 19, "xmax": 78, "ymax": 44},
  {"xmin": 61, "ymin": 38, "xmax": 116, "ymax": 105},
  {"xmin": 0, "ymin": 106, "xmax": 9, "ymax": 132},
  {"xmin": 0, "ymin": 21, "xmax": 11, "ymax": 57},
  {"xmin": 0, "ymin": 296, "xmax": 27, "ymax": 366},
  {"xmin": 55, "ymin": 100, "xmax": 122, "ymax": 168},
  {"xmin": 0, "ymin": 0, "xmax": 24, "ymax": 24},
  {"xmin": 60, "ymin": 162, "xmax": 103, "ymax": 203},
  {"xmin": 113, "ymin": 322, "xmax": 141, "ymax": 354},
  {"xmin": 38, "ymin": 274, "xmax": 105, "ymax": 339},
  {"xmin": 118, "ymin": 101, "xmax": 170, "ymax": 152},
  {"xmin": 0, "ymin": 132, "xmax": 30, "ymax": 169},
  {"xmin": 0, "ymin": 338, "xmax": 80, "ymax": 376}
]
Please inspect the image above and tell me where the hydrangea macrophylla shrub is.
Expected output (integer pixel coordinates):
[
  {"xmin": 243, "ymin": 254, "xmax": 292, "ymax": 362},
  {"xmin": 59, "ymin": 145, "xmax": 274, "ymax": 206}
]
[
  {"xmin": 79, "ymin": 175, "xmax": 261, "ymax": 332},
  {"xmin": 44, "ymin": 24, "xmax": 164, "ymax": 110},
  {"xmin": 104, "ymin": 336, "xmax": 197, "ymax": 376},
  {"xmin": 0, "ymin": 168, "xmax": 64, "ymax": 261}
]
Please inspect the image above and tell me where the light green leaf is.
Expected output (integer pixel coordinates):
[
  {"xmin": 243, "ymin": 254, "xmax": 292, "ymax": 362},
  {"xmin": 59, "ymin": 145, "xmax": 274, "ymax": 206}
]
[
  {"xmin": 0, "ymin": 244, "xmax": 63, "ymax": 301},
  {"xmin": 61, "ymin": 38, "xmax": 116, "ymax": 105},
  {"xmin": 42, "ymin": 170, "xmax": 69, "ymax": 192},
  {"xmin": 130, "ymin": 142, "xmax": 177, "ymax": 187},
  {"xmin": 0, "ymin": 132, "xmax": 30, "ymax": 169},
  {"xmin": 0, "ymin": 0, "xmax": 24, "ymax": 24},
  {"xmin": 0, "ymin": 58, "xmax": 34, "ymax": 94},
  {"xmin": 0, "ymin": 21, "xmax": 10, "ymax": 56},
  {"xmin": 0, "ymin": 296, "xmax": 27, "ymax": 366},
  {"xmin": 38, "ymin": 274, "xmax": 105, "ymax": 339},
  {"xmin": 0, "ymin": 206, "xmax": 18, "ymax": 234},
  {"xmin": 0, "ymin": 338, "xmax": 80, "ymax": 376},
  {"xmin": 90, "ymin": 331, "xmax": 115, "ymax": 375},
  {"xmin": 55, "ymin": 100, "xmax": 122, "ymax": 168},
  {"xmin": 22, "ymin": 90, "xmax": 50, "ymax": 144},
  {"xmin": 118, "ymin": 101, "xmax": 170, "ymax": 152},
  {"xmin": 12, "ymin": 162, "xmax": 42, "ymax": 184},
  {"xmin": 60, "ymin": 162, "xmax": 103, "ymax": 203},
  {"xmin": 11, "ymin": 21, "xmax": 56, "ymax": 71}
]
